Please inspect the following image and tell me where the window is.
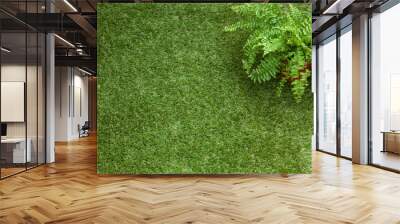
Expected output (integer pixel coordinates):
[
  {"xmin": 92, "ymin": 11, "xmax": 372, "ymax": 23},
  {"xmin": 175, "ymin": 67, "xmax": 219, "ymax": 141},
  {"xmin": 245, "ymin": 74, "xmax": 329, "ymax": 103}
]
[
  {"xmin": 370, "ymin": 3, "xmax": 400, "ymax": 171},
  {"xmin": 317, "ymin": 35, "xmax": 337, "ymax": 154},
  {"xmin": 339, "ymin": 26, "xmax": 352, "ymax": 158}
]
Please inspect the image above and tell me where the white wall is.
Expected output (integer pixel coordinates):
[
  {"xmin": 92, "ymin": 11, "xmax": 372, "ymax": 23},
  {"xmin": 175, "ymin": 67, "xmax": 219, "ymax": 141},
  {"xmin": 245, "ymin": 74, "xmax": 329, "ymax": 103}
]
[
  {"xmin": 1, "ymin": 63, "xmax": 46, "ymax": 164},
  {"xmin": 1, "ymin": 65, "xmax": 40, "ymax": 138},
  {"xmin": 1, "ymin": 65, "xmax": 27, "ymax": 140},
  {"xmin": 55, "ymin": 66, "xmax": 70, "ymax": 141},
  {"xmin": 55, "ymin": 67, "xmax": 89, "ymax": 141}
]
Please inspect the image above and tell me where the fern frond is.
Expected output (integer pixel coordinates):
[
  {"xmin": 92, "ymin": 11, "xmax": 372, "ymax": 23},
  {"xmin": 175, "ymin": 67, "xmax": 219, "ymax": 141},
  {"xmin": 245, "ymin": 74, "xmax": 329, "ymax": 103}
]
[
  {"xmin": 225, "ymin": 3, "xmax": 312, "ymax": 102},
  {"xmin": 249, "ymin": 56, "xmax": 281, "ymax": 83}
]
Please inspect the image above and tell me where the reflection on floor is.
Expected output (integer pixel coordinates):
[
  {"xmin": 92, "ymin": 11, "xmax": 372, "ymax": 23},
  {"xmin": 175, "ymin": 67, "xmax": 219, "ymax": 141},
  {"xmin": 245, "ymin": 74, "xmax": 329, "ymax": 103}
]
[
  {"xmin": 0, "ymin": 162, "xmax": 43, "ymax": 178},
  {"xmin": 341, "ymin": 147, "xmax": 352, "ymax": 158},
  {"xmin": 0, "ymin": 135, "xmax": 400, "ymax": 223},
  {"xmin": 0, "ymin": 167, "xmax": 25, "ymax": 177},
  {"xmin": 373, "ymin": 150, "xmax": 400, "ymax": 170}
]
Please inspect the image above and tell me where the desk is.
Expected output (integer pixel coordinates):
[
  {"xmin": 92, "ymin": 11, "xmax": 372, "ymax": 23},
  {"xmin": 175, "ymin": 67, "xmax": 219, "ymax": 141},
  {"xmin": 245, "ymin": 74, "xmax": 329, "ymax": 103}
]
[
  {"xmin": 1, "ymin": 138, "xmax": 31, "ymax": 163},
  {"xmin": 382, "ymin": 131, "xmax": 400, "ymax": 154}
]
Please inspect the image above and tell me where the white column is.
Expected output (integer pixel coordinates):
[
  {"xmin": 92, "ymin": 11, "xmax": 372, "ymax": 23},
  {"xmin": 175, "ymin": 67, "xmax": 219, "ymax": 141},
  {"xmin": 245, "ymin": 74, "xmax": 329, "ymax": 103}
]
[
  {"xmin": 46, "ymin": 32, "xmax": 55, "ymax": 163},
  {"xmin": 352, "ymin": 14, "xmax": 369, "ymax": 164},
  {"xmin": 45, "ymin": 0, "xmax": 56, "ymax": 163}
]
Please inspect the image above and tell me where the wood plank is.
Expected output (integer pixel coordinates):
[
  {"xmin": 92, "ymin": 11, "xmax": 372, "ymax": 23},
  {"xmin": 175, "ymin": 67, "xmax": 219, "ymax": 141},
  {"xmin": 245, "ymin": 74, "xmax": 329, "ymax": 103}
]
[{"xmin": 0, "ymin": 135, "xmax": 400, "ymax": 223}]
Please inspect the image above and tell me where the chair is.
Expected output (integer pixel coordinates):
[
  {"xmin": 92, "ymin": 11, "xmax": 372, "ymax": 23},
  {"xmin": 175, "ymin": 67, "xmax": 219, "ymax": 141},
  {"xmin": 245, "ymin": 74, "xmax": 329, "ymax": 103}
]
[{"xmin": 79, "ymin": 121, "xmax": 90, "ymax": 138}]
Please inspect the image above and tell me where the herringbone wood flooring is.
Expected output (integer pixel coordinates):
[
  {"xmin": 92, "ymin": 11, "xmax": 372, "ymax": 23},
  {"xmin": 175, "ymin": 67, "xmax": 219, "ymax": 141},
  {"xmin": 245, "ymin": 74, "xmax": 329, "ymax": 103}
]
[{"xmin": 1, "ymin": 135, "xmax": 400, "ymax": 224}]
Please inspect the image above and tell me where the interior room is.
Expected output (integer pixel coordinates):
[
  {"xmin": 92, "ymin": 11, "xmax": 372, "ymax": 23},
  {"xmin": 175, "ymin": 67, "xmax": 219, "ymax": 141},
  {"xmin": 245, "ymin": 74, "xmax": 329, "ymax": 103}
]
[
  {"xmin": 0, "ymin": 0, "xmax": 400, "ymax": 223},
  {"xmin": 0, "ymin": 12, "xmax": 46, "ymax": 178},
  {"xmin": 54, "ymin": 66, "xmax": 94, "ymax": 141},
  {"xmin": 0, "ymin": 0, "xmax": 96, "ymax": 179}
]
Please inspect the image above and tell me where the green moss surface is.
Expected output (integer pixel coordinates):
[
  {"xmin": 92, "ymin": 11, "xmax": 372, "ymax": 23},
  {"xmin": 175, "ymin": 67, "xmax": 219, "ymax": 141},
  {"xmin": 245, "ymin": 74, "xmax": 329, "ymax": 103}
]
[{"xmin": 97, "ymin": 3, "xmax": 313, "ymax": 174}]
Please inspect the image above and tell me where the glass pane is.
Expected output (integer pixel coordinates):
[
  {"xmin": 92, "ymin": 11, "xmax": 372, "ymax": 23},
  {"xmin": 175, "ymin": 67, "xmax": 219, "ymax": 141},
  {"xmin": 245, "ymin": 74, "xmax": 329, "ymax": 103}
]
[
  {"xmin": 26, "ymin": 0, "xmax": 38, "ymax": 169},
  {"xmin": 27, "ymin": 31, "xmax": 38, "ymax": 169},
  {"xmin": 340, "ymin": 27, "xmax": 352, "ymax": 158},
  {"xmin": 1, "ymin": 31, "xmax": 27, "ymax": 177},
  {"xmin": 371, "ymin": 4, "xmax": 400, "ymax": 171},
  {"xmin": 318, "ymin": 36, "xmax": 337, "ymax": 154},
  {"xmin": 38, "ymin": 32, "xmax": 45, "ymax": 165}
]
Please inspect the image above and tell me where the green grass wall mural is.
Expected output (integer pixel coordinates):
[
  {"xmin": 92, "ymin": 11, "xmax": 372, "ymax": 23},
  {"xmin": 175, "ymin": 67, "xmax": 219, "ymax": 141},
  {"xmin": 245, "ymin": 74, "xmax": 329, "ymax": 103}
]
[{"xmin": 97, "ymin": 3, "xmax": 313, "ymax": 174}]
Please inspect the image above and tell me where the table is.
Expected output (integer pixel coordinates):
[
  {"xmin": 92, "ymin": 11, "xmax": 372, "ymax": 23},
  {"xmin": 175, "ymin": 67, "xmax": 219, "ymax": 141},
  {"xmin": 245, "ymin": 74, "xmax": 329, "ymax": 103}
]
[
  {"xmin": 1, "ymin": 138, "xmax": 31, "ymax": 163},
  {"xmin": 381, "ymin": 131, "xmax": 400, "ymax": 154}
]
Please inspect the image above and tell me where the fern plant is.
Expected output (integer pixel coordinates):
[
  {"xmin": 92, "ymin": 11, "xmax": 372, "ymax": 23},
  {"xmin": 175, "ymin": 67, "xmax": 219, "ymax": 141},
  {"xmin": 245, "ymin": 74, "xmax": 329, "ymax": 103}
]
[{"xmin": 225, "ymin": 4, "xmax": 312, "ymax": 102}]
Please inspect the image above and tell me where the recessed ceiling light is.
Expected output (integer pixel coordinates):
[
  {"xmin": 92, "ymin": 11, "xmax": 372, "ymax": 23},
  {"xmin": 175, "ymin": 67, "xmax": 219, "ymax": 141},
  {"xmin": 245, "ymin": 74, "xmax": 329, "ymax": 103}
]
[
  {"xmin": 78, "ymin": 67, "xmax": 93, "ymax": 76},
  {"xmin": 322, "ymin": 0, "xmax": 354, "ymax": 15},
  {"xmin": 63, "ymin": 0, "xmax": 78, "ymax": 12},
  {"xmin": 54, "ymin": 34, "xmax": 75, "ymax": 48},
  {"xmin": 1, "ymin": 47, "xmax": 11, "ymax": 53}
]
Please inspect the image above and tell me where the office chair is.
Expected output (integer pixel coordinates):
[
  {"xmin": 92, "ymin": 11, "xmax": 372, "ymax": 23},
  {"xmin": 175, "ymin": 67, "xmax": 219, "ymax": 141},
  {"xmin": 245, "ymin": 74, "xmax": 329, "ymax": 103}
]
[{"xmin": 79, "ymin": 121, "xmax": 90, "ymax": 138}]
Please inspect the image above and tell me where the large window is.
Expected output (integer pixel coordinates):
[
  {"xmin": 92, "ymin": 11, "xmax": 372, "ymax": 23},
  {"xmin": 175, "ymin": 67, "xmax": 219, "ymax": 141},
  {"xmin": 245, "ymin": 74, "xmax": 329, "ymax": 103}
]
[
  {"xmin": 317, "ymin": 35, "xmax": 337, "ymax": 154},
  {"xmin": 316, "ymin": 26, "xmax": 353, "ymax": 158},
  {"xmin": 339, "ymin": 26, "xmax": 352, "ymax": 158},
  {"xmin": 370, "ymin": 3, "xmax": 400, "ymax": 171}
]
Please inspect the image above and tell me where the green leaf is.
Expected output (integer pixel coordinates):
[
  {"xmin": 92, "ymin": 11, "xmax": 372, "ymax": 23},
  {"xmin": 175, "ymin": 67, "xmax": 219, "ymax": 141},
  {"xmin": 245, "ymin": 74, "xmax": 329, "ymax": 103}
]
[{"xmin": 225, "ymin": 3, "xmax": 312, "ymax": 101}]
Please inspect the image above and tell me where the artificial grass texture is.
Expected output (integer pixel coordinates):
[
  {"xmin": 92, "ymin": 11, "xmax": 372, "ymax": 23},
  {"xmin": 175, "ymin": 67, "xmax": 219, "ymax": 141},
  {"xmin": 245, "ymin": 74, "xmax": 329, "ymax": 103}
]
[{"xmin": 97, "ymin": 3, "xmax": 313, "ymax": 174}]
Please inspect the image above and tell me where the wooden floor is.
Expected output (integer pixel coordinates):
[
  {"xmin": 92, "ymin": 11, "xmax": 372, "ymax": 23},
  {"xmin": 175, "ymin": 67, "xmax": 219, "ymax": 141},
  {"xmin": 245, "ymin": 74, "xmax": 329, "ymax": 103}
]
[
  {"xmin": 372, "ymin": 150, "xmax": 400, "ymax": 171},
  {"xmin": 0, "ymin": 167, "xmax": 26, "ymax": 178},
  {"xmin": 1, "ymin": 135, "xmax": 400, "ymax": 224}
]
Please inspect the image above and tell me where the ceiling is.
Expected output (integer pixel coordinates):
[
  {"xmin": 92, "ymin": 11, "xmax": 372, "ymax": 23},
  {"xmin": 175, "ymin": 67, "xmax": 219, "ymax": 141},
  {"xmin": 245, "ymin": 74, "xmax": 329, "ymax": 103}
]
[
  {"xmin": 0, "ymin": 0, "xmax": 99, "ymax": 73},
  {"xmin": 4, "ymin": 0, "xmax": 366, "ymax": 73},
  {"xmin": 312, "ymin": 0, "xmax": 391, "ymax": 43}
]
